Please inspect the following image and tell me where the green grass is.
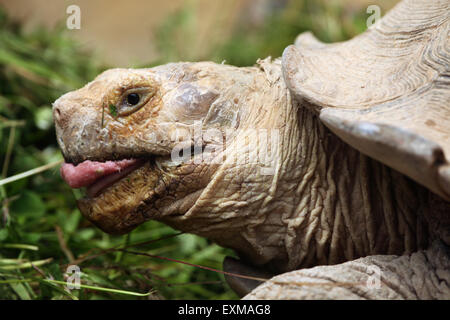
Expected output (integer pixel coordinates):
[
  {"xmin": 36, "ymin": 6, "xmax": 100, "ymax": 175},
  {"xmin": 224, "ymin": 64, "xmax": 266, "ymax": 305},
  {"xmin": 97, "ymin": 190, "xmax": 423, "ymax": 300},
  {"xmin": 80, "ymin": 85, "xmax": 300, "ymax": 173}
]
[{"xmin": 0, "ymin": 0, "xmax": 369, "ymax": 300}]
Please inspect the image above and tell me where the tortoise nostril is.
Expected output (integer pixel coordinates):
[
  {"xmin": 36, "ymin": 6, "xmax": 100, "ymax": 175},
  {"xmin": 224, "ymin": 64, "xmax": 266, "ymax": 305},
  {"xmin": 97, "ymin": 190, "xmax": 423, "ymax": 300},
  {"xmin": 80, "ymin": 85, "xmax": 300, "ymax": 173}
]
[
  {"xmin": 54, "ymin": 107, "xmax": 61, "ymax": 120},
  {"xmin": 53, "ymin": 106, "xmax": 65, "ymax": 127}
]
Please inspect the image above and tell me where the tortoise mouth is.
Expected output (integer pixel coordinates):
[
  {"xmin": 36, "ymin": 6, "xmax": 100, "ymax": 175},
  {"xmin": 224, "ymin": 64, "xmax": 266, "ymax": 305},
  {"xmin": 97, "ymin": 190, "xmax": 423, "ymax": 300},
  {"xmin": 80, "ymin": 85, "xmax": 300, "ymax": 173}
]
[
  {"xmin": 60, "ymin": 158, "xmax": 148, "ymax": 198},
  {"xmin": 59, "ymin": 150, "xmax": 205, "ymax": 234},
  {"xmin": 85, "ymin": 160, "xmax": 146, "ymax": 197},
  {"xmin": 70, "ymin": 157, "xmax": 168, "ymax": 234}
]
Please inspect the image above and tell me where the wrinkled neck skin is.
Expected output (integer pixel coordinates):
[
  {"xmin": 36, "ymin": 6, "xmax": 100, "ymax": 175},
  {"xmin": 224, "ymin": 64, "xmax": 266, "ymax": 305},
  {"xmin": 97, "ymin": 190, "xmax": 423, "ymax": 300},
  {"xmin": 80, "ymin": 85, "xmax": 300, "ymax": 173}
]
[{"xmin": 157, "ymin": 59, "xmax": 432, "ymax": 273}]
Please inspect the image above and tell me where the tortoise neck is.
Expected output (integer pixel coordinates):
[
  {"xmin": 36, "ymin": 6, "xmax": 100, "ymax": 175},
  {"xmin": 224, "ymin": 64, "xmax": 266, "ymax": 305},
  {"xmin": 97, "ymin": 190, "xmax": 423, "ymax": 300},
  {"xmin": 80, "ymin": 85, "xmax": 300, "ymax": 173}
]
[{"xmin": 269, "ymin": 104, "xmax": 431, "ymax": 271}]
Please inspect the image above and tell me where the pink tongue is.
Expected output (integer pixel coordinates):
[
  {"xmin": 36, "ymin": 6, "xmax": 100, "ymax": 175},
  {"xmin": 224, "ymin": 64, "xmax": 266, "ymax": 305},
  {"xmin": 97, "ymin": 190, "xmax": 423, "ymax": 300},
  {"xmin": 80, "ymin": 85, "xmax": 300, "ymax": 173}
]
[{"xmin": 60, "ymin": 159, "xmax": 139, "ymax": 188}]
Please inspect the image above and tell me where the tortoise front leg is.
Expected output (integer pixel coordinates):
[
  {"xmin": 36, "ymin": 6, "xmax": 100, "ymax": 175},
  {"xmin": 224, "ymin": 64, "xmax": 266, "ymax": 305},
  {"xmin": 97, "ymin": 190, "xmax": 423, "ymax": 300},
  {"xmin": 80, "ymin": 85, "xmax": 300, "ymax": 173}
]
[{"xmin": 242, "ymin": 241, "xmax": 450, "ymax": 300}]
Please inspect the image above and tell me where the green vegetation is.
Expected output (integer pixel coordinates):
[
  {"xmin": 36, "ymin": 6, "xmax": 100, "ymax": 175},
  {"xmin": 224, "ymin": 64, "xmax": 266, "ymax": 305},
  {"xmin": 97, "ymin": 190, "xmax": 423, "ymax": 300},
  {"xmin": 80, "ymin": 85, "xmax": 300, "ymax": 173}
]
[
  {"xmin": 153, "ymin": 0, "xmax": 367, "ymax": 66},
  {"xmin": 0, "ymin": 0, "xmax": 368, "ymax": 299}
]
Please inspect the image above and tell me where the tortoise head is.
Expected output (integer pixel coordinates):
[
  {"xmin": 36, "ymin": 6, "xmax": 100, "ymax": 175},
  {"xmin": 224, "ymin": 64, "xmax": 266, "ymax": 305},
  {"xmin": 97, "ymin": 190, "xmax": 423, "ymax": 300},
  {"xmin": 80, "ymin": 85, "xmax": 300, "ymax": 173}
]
[{"xmin": 53, "ymin": 60, "xmax": 290, "ymax": 237}]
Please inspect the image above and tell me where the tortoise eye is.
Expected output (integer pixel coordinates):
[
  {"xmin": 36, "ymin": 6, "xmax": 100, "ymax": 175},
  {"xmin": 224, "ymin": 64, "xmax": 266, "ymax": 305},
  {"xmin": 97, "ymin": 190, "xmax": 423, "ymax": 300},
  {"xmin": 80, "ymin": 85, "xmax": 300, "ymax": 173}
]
[
  {"xmin": 127, "ymin": 93, "xmax": 140, "ymax": 105},
  {"xmin": 116, "ymin": 87, "xmax": 154, "ymax": 116}
]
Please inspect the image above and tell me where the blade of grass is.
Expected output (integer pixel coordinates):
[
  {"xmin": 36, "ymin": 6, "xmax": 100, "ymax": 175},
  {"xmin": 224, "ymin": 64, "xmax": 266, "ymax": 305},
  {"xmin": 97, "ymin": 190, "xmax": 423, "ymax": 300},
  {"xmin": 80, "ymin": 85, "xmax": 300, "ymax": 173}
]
[
  {"xmin": 55, "ymin": 225, "xmax": 75, "ymax": 263},
  {"xmin": 0, "ymin": 243, "xmax": 39, "ymax": 251},
  {"xmin": 0, "ymin": 258, "xmax": 26, "ymax": 265},
  {"xmin": 0, "ymin": 116, "xmax": 26, "ymax": 129},
  {"xmin": 0, "ymin": 160, "xmax": 63, "ymax": 187},
  {"xmin": 1, "ymin": 126, "xmax": 16, "ymax": 178},
  {"xmin": 0, "ymin": 258, "xmax": 52, "ymax": 270},
  {"xmin": 8, "ymin": 281, "xmax": 32, "ymax": 300},
  {"xmin": 115, "ymin": 232, "xmax": 131, "ymax": 263}
]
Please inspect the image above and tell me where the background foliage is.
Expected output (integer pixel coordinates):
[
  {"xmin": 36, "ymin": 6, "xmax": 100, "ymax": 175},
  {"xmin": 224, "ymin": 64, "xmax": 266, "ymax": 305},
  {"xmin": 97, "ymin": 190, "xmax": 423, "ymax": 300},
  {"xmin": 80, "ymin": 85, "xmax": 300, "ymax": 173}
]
[{"xmin": 0, "ymin": 0, "xmax": 368, "ymax": 299}]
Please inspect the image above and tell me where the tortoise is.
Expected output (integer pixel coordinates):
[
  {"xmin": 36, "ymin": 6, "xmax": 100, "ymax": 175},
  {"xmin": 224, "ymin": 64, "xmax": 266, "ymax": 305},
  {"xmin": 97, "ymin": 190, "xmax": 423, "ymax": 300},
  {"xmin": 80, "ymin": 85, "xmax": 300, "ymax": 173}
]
[{"xmin": 52, "ymin": 0, "xmax": 450, "ymax": 299}]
